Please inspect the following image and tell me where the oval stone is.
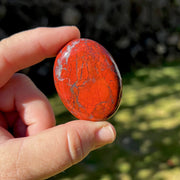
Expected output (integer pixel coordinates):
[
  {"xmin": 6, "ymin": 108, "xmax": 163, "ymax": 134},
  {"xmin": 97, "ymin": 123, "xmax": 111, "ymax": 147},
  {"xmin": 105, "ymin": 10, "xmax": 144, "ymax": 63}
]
[{"xmin": 53, "ymin": 38, "xmax": 122, "ymax": 121}]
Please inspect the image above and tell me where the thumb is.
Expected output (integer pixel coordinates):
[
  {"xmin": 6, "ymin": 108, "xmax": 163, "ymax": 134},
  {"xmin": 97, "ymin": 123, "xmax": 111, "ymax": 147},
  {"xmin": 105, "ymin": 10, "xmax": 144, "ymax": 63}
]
[{"xmin": 0, "ymin": 120, "xmax": 116, "ymax": 180}]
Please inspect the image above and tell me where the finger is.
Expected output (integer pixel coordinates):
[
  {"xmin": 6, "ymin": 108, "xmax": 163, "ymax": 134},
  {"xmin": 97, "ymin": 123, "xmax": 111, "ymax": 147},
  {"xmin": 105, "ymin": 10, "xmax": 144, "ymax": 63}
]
[
  {"xmin": 0, "ymin": 120, "xmax": 116, "ymax": 180},
  {"xmin": 0, "ymin": 73, "xmax": 55, "ymax": 136},
  {"xmin": 0, "ymin": 26, "xmax": 80, "ymax": 87}
]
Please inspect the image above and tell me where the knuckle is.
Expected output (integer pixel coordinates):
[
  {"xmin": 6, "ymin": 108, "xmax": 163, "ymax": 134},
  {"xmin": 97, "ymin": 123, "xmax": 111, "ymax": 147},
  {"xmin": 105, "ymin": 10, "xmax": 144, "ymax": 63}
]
[
  {"xmin": 0, "ymin": 34, "xmax": 21, "ymax": 73},
  {"xmin": 12, "ymin": 73, "xmax": 31, "ymax": 84},
  {"xmin": 33, "ymin": 27, "xmax": 48, "ymax": 55},
  {"xmin": 66, "ymin": 128, "xmax": 85, "ymax": 164},
  {"xmin": 10, "ymin": 73, "xmax": 35, "ymax": 92},
  {"xmin": 0, "ymin": 38, "xmax": 13, "ymax": 68}
]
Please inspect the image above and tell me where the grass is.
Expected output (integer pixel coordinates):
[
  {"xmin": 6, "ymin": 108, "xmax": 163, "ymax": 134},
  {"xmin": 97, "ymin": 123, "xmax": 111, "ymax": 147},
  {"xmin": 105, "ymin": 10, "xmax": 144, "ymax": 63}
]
[{"xmin": 48, "ymin": 62, "xmax": 180, "ymax": 180}]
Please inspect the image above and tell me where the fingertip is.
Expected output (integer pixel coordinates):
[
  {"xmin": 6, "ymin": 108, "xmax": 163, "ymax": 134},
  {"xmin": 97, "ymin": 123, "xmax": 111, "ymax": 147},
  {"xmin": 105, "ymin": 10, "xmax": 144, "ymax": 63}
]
[
  {"xmin": 95, "ymin": 122, "xmax": 116, "ymax": 149},
  {"xmin": 70, "ymin": 26, "xmax": 81, "ymax": 38}
]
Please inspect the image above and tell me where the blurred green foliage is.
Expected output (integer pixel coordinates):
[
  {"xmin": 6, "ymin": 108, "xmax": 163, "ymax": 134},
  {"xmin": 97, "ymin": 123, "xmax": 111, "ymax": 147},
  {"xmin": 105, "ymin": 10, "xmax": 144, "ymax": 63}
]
[{"xmin": 49, "ymin": 61, "xmax": 180, "ymax": 180}]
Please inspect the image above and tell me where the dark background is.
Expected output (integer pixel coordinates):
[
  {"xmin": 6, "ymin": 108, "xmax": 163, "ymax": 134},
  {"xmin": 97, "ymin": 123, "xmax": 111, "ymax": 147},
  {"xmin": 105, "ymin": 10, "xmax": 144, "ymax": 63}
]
[{"xmin": 0, "ymin": 0, "xmax": 180, "ymax": 95}]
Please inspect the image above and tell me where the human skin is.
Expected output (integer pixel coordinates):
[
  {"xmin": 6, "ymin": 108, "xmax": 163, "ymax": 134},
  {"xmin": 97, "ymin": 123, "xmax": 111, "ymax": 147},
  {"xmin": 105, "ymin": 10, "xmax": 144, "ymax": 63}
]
[{"xmin": 0, "ymin": 26, "xmax": 116, "ymax": 180}]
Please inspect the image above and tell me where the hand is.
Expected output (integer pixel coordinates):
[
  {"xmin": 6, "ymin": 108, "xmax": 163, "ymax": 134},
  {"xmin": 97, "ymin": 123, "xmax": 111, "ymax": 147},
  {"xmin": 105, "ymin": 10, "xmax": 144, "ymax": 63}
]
[{"xmin": 0, "ymin": 26, "xmax": 116, "ymax": 180}]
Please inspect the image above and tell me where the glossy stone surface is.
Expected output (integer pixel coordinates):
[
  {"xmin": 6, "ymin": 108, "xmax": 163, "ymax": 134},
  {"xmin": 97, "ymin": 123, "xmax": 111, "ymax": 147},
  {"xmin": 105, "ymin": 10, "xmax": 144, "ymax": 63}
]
[{"xmin": 53, "ymin": 38, "xmax": 122, "ymax": 121}]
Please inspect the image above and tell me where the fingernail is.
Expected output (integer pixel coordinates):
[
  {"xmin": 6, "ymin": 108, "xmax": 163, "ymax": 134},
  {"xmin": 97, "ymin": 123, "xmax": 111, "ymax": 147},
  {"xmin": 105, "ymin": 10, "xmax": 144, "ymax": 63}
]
[{"xmin": 95, "ymin": 124, "xmax": 116, "ymax": 149}]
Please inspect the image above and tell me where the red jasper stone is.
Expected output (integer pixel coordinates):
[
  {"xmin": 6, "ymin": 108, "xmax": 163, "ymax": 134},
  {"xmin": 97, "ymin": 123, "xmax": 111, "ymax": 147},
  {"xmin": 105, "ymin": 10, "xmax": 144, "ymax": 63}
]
[{"xmin": 53, "ymin": 38, "xmax": 122, "ymax": 121}]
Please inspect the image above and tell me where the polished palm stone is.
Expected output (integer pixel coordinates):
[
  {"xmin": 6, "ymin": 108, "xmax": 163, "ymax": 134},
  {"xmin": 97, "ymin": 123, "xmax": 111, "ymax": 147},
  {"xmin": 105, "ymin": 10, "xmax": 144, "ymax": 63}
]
[{"xmin": 53, "ymin": 38, "xmax": 122, "ymax": 121}]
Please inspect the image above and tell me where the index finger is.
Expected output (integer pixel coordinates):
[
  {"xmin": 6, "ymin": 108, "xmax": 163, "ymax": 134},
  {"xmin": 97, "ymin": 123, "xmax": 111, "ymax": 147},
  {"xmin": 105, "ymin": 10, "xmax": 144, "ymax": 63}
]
[{"xmin": 0, "ymin": 26, "xmax": 80, "ymax": 87}]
